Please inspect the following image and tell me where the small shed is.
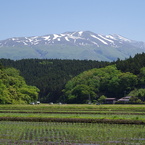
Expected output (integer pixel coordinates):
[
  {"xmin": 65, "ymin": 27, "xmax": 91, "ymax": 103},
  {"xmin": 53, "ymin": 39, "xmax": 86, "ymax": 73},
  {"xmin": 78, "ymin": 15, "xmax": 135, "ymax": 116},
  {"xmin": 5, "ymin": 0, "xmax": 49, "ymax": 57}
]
[{"xmin": 104, "ymin": 98, "xmax": 116, "ymax": 104}]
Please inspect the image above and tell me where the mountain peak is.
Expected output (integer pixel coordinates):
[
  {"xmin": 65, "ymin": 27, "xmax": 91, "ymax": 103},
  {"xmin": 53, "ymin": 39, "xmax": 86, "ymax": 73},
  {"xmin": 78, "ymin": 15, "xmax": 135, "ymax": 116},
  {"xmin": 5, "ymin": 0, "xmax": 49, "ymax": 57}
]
[
  {"xmin": 0, "ymin": 31, "xmax": 145, "ymax": 61},
  {"xmin": 0, "ymin": 31, "xmax": 134, "ymax": 47}
]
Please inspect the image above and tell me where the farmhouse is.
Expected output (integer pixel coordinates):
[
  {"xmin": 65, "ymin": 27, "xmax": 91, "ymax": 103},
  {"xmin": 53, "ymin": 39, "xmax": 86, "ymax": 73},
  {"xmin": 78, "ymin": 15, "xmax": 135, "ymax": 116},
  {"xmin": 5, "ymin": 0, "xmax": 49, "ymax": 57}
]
[
  {"xmin": 104, "ymin": 98, "xmax": 116, "ymax": 104},
  {"xmin": 117, "ymin": 96, "xmax": 132, "ymax": 103}
]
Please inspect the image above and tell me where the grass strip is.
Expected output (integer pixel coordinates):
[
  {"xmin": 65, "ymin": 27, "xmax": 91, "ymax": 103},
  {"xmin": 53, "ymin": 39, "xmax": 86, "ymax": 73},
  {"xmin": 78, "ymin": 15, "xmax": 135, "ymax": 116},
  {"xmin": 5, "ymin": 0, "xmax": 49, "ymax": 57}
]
[
  {"xmin": 0, "ymin": 110, "xmax": 145, "ymax": 115},
  {"xmin": 0, "ymin": 116, "xmax": 145, "ymax": 124},
  {"xmin": 1, "ymin": 104, "xmax": 145, "ymax": 111}
]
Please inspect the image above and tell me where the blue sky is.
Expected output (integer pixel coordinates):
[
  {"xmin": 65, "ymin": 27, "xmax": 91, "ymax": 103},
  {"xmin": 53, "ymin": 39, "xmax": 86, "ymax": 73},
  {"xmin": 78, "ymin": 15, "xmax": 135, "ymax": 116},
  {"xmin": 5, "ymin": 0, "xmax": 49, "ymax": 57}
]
[{"xmin": 0, "ymin": 0, "xmax": 145, "ymax": 41}]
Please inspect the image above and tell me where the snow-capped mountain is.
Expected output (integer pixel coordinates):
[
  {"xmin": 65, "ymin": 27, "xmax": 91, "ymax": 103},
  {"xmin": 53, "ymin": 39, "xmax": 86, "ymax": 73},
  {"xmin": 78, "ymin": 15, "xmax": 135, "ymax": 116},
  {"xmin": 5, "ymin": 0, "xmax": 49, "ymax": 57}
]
[
  {"xmin": 0, "ymin": 31, "xmax": 145, "ymax": 61},
  {"xmin": 0, "ymin": 31, "xmax": 140, "ymax": 47}
]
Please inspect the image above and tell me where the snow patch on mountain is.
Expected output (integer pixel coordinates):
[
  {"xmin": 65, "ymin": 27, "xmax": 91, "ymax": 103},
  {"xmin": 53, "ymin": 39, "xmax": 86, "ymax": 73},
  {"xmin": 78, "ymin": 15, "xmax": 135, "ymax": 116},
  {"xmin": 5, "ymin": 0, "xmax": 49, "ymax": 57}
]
[
  {"xmin": 53, "ymin": 34, "xmax": 60, "ymax": 40},
  {"xmin": 106, "ymin": 35, "xmax": 117, "ymax": 40},
  {"xmin": 65, "ymin": 37, "xmax": 70, "ymax": 41},
  {"xmin": 78, "ymin": 31, "xmax": 83, "ymax": 36},
  {"xmin": 111, "ymin": 34, "xmax": 131, "ymax": 42},
  {"xmin": 43, "ymin": 36, "xmax": 50, "ymax": 41},
  {"xmin": 98, "ymin": 34, "xmax": 114, "ymax": 44},
  {"xmin": 91, "ymin": 34, "xmax": 108, "ymax": 45}
]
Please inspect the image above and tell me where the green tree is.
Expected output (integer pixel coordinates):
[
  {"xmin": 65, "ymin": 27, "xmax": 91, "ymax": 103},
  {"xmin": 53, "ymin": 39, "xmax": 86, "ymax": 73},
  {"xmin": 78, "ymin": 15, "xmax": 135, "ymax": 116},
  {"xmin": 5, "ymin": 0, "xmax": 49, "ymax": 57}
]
[
  {"xmin": 129, "ymin": 88, "xmax": 145, "ymax": 102},
  {"xmin": 67, "ymin": 84, "xmax": 96, "ymax": 104},
  {"xmin": 138, "ymin": 67, "xmax": 145, "ymax": 87},
  {"xmin": 118, "ymin": 72, "xmax": 138, "ymax": 95},
  {"xmin": 0, "ymin": 63, "xmax": 3, "ymax": 69},
  {"xmin": 97, "ymin": 95, "xmax": 106, "ymax": 103},
  {"xmin": 0, "ymin": 67, "xmax": 39, "ymax": 104},
  {"xmin": 63, "ymin": 65, "xmax": 138, "ymax": 103},
  {"xmin": 129, "ymin": 96, "xmax": 142, "ymax": 104}
]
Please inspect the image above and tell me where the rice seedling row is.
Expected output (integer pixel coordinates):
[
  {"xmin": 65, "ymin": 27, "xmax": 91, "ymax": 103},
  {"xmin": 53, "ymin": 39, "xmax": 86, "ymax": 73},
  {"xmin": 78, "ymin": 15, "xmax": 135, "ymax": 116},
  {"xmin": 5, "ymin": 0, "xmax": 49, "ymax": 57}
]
[
  {"xmin": 1, "ymin": 104, "xmax": 145, "ymax": 144},
  {"xmin": 0, "ymin": 121, "xmax": 145, "ymax": 145}
]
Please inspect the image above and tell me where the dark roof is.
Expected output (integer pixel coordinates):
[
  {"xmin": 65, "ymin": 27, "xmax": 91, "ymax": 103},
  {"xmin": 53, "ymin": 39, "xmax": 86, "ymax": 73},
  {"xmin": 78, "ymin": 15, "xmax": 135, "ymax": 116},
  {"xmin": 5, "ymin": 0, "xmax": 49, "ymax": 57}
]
[{"xmin": 105, "ymin": 98, "xmax": 116, "ymax": 100}]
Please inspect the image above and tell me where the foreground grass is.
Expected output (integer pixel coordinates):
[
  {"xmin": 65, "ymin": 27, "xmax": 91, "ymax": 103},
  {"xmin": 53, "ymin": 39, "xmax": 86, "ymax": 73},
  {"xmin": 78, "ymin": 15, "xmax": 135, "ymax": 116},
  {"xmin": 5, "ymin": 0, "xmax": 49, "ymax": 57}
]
[
  {"xmin": 0, "ymin": 121, "xmax": 145, "ymax": 144},
  {"xmin": 1, "ymin": 104, "xmax": 145, "ymax": 144}
]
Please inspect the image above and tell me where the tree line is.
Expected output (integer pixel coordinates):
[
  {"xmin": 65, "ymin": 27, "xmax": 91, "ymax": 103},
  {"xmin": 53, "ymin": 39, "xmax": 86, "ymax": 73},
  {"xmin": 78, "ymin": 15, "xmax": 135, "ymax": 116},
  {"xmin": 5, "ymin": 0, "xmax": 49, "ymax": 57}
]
[
  {"xmin": 1, "ymin": 52, "xmax": 145, "ymax": 104},
  {"xmin": 0, "ymin": 59, "xmax": 109, "ymax": 103}
]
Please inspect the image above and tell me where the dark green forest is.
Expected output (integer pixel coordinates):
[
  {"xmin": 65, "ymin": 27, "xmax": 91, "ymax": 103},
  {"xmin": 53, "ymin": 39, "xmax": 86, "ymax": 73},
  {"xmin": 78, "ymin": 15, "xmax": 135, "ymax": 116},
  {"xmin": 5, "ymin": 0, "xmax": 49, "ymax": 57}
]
[
  {"xmin": 1, "ymin": 52, "xmax": 145, "ymax": 104},
  {"xmin": 115, "ymin": 53, "xmax": 145, "ymax": 74},
  {"xmin": 0, "ymin": 59, "xmax": 109, "ymax": 103}
]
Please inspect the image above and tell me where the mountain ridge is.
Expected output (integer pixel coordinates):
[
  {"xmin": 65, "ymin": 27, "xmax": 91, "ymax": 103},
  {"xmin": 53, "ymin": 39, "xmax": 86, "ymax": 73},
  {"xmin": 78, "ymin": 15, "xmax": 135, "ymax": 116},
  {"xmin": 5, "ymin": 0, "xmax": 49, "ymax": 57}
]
[{"xmin": 0, "ymin": 31, "xmax": 145, "ymax": 61}]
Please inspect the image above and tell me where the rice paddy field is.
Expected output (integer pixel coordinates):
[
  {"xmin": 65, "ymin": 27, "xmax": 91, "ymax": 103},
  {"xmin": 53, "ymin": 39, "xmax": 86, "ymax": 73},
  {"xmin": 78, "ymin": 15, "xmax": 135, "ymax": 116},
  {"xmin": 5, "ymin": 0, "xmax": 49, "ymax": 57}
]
[{"xmin": 0, "ymin": 104, "xmax": 145, "ymax": 144}]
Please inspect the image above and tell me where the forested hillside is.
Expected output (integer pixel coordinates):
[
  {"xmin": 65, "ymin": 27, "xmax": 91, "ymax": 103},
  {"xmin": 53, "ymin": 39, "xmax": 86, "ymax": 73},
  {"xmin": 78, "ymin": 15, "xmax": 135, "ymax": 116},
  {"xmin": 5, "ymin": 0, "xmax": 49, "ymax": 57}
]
[
  {"xmin": 1, "ymin": 53, "xmax": 145, "ymax": 103},
  {"xmin": 63, "ymin": 65, "xmax": 138, "ymax": 103},
  {"xmin": 115, "ymin": 53, "xmax": 145, "ymax": 74},
  {"xmin": 0, "ymin": 64, "xmax": 39, "ymax": 104},
  {"xmin": 0, "ymin": 59, "xmax": 109, "ymax": 102},
  {"xmin": 63, "ymin": 53, "xmax": 145, "ymax": 104}
]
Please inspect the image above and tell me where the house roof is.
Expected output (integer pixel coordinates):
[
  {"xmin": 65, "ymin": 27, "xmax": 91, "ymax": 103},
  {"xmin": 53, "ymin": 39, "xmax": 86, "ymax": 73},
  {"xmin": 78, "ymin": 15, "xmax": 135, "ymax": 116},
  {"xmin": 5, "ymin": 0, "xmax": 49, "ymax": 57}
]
[
  {"xmin": 105, "ymin": 98, "xmax": 116, "ymax": 100},
  {"xmin": 118, "ymin": 99, "xmax": 130, "ymax": 102},
  {"xmin": 117, "ymin": 96, "xmax": 132, "ymax": 102},
  {"xmin": 123, "ymin": 96, "xmax": 132, "ymax": 99}
]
